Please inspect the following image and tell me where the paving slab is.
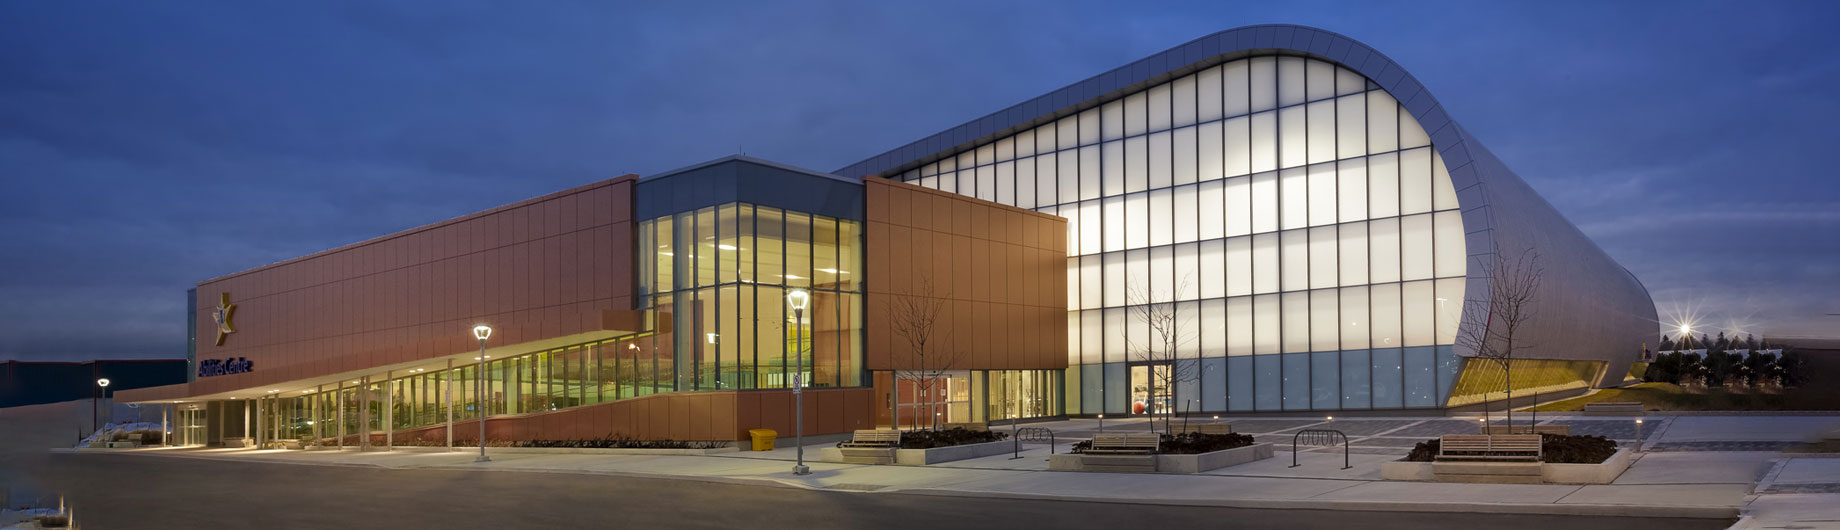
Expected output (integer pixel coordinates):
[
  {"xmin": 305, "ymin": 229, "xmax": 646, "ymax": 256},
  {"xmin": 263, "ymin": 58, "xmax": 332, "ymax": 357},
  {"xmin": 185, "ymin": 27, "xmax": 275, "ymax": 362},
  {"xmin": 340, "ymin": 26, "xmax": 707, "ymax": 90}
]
[
  {"xmin": 1557, "ymin": 484, "xmax": 1749, "ymax": 507},
  {"xmin": 1310, "ymin": 481, "xmax": 1581, "ymax": 504},
  {"xmin": 1660, "ymin": 416, "xmax": 1839, "ymax": 442},
  {"xmin": 941, "ymin": 469, "xmax": 1364, "ymax": 501},
  {"xmin": 1771, "ymin": 458, "xmax": 1840, "ymax": 485},
  {"xmin": 1206, "ymin": 450, "xmax": 1393, "ymax": 480},
  {"xmin": 1385, "ymin": 419, "xmax": 1490, "ymax": 438},
  {"xmin": 1612, "ymin": 452, "xmax": 1775, "ymax": 485},
  {"xmin": 1739, "ymin": 493, "xmax": 1840, "ymax": 529}
]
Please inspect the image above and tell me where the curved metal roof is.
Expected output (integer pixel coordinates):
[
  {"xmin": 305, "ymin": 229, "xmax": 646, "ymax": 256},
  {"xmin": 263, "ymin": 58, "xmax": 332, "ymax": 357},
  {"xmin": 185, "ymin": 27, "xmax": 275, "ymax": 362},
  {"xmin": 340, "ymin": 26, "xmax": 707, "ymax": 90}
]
[{"xmin": 835, "ymin": 24, "xmax": 1461, "ymax": 180}]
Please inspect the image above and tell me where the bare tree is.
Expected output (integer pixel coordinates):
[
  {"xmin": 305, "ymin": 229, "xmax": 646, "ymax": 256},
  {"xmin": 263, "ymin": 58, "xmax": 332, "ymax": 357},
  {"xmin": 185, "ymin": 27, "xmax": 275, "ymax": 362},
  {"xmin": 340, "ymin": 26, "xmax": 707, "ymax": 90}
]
[
  {"xmin": 1455, "ymin": 246, "xmax": 1543, "ymax": 433},
  {"xmin": 1126, "ymin": 276, "xmax": 1198, "ymax": 434},
  {"xmin": 888, "ymin": 276, "xmax": 962, "ymax": 430}
]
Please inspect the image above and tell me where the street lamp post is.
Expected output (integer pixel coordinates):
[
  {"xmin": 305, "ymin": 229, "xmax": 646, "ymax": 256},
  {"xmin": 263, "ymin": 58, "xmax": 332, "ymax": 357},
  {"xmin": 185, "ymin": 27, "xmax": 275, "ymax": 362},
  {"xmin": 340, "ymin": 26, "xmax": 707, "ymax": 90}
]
[
  {"xmin": 787, "ymin": 289, "xmax": 811, "ymax": 476},
  {"xmin": 472, "ymin": 324, "xmax": 492, "ymax": 463},
  {"xmin": 94, "ymin": 378, "xmax": 111, "ymax": 434}
]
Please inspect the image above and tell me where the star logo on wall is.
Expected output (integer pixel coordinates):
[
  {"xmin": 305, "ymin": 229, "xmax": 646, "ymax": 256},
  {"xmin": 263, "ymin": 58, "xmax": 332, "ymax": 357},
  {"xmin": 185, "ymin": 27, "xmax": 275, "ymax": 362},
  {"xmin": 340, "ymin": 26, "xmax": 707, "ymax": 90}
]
[{"xmin": 213, "ymin": 292, "xmax": 237, "ymax": 346}]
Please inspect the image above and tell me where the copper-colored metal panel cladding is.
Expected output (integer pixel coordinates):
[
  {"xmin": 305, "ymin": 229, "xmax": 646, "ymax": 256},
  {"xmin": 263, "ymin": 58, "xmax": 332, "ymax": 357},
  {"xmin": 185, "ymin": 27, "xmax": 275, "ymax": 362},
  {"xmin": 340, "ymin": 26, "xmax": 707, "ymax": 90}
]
[
  {"xmin": 861, "ymin": 178, "xmax": 1068, "ymax": 373},
  {"xmin": 121, "ymin": 176, "xmax": 640, "ymax": 404}
]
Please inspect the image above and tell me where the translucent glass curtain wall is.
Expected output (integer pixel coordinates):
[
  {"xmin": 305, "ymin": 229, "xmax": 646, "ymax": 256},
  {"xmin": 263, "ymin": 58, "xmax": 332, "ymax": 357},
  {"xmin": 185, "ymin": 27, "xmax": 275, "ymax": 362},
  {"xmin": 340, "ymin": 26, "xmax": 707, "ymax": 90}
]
[{"xmin": 896, "ymin": 56, "xmax": 1467, "ymax": 412}]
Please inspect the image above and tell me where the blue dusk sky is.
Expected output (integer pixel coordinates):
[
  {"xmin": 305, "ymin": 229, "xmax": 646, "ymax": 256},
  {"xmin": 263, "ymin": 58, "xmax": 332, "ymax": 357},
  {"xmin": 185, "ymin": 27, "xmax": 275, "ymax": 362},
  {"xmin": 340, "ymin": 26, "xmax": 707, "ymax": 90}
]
[{"xmin": 2, "ymin": 1, "xmax": 1836, "ymax": 360}]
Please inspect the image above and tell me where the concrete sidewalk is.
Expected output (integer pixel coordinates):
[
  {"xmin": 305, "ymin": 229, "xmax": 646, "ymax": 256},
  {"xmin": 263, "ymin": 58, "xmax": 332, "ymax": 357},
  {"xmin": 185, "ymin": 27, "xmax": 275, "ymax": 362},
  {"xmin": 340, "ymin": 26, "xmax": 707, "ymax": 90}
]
[
  {"xmin": 72, "ymin": 441, "xmax": 1743, "ymax": 519},
  {"xmin": 67, "ymin": 413, "xmax": 1840, "ymax": 522}
]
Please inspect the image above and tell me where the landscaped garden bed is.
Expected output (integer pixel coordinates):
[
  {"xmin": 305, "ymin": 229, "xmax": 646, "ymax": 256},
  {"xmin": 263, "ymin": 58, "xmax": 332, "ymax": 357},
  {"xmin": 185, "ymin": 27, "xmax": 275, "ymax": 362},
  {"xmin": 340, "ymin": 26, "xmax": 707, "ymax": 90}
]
[
  {"xmin": 1051, "ymin": 432, "xmax": 1273, "ymax": 473},
  {"xmin": 1381, "ymin": 434, "xmax": 1634, "ymax": 484},
  {"xmin": 821, "ymin": 428, "xmax": 1013, "ymax": 465}
]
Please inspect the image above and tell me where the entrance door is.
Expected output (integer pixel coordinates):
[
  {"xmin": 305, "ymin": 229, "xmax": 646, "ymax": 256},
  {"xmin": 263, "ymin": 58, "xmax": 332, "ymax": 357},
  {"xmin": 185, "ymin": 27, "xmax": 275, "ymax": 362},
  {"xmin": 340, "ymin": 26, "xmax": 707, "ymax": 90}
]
[{"xmin": 1129, "ymin": 364, "xmax": 1171, "ymax": 416}]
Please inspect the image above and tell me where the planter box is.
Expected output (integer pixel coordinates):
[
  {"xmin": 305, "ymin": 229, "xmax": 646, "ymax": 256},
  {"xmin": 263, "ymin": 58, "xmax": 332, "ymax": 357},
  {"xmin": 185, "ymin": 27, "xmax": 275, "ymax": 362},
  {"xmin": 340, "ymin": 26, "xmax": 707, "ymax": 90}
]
[
  {"xmin": 1380, "ymin": 448, "xmax": 1635, "ymax": 485},
  {"xmin": 1048, "ymin": 443, "xmax": 1274, "ymax": 474},
  {"xmin": 820, "ymin": 440, "xmax": 1012, "ymax": 465},
  {"xmin": 895, "ymin": 440, "xmax": 1013, "ymax": 465},
  {"xmin": 1157, "ymin": 443, "xmax": 1274, "ymax": 473},
  {"xmin": 1543, "ymin": 448, "xmax": 1634, "ymax": 484}
]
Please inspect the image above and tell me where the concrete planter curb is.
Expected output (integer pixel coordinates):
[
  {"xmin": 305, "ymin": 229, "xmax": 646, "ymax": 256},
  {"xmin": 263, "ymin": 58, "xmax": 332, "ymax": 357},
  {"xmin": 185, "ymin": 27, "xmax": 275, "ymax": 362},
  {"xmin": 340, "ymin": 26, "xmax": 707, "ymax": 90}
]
[
  {"xmin": 895, "ymin": 440, "xmax": 1014, "ymax": 465},
  {"xmin": 1542, "ymin": 448, "xmax": 1634, "ymax": 484},
  {"xmin": 1047, "ymin": 443, "xmax": 1275, "ymax": 473},
  {"xmin": 1379, "ymin": 448, "xmax": 1636, "ymax": 485},
  {"xmin": 819, "ymin": 440, "xmax": 1013, "ymax": 465}
]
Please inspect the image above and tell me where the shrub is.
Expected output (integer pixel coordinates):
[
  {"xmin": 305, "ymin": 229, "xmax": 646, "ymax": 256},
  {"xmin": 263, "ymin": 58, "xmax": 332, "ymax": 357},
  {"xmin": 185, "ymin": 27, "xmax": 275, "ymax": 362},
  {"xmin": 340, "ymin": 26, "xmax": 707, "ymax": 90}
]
[
  {"xmin": 513, "ymin": 434, "xmax": 731, "ymax": 449},
  {"xmin": 899, "ymin": 427, "xmax": 1007, "ymax": 449},
  {"xmin": 1540, "ymin": 434, "xmax": 1617, "ymax": 464},
  {"xmin": 1159, "ymin": 432, "xmax": 1255, "ymax": 454}
]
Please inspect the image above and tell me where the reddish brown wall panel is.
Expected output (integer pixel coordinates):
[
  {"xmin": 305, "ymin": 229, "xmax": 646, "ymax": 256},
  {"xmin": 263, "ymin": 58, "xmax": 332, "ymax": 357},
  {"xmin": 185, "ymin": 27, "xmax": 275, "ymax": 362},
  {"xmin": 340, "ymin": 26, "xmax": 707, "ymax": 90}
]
[
  {"xmin": 862, "ymin": 178, "xmax": 1067, "ymax": 373},
  {"xmin": 176, "ymin": 176, "xmax": 637, "ymax": 396}
]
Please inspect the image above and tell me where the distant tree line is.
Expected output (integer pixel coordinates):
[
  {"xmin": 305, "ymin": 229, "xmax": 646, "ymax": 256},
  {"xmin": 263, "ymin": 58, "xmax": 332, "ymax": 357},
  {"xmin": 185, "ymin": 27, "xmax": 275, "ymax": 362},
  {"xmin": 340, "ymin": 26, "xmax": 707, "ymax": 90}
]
[{"xmin": 1645, "ymin": 331, "xmax": 1807, "ymax": 388}]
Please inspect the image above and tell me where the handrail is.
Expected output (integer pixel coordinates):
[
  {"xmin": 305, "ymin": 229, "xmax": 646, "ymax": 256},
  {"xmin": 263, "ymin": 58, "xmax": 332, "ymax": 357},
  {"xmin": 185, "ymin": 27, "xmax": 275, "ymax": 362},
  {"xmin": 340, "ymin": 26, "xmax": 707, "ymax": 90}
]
[
  {"xmin": 1289, "ymin": 429, "xmax": 1351, "ymax": 470},
  {"xmin": 1014, "ymin": 427, "xmax": 1056, "ymax": 458}
]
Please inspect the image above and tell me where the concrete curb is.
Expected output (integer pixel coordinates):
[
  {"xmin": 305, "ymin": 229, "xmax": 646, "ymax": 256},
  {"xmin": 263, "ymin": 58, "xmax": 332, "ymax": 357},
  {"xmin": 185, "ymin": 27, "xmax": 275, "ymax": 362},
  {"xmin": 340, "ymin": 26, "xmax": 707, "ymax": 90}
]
[{"xmin": 892, "ymin": 487, "xmax": 1742, "ymax": 519}]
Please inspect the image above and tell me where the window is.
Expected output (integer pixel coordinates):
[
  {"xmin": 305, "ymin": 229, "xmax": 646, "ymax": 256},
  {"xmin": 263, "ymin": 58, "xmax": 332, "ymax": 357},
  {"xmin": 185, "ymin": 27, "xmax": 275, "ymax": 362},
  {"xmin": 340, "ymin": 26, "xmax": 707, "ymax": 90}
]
[
  {"xmin": 1400, "ymin": 147, "xmax": 1433, "ymax": 215},
  {"xmin": 1253, "ymin": 294, "xmax": 1281, "ymax": 354},
  {"xmin": 1280, "ymin": 167, "xmax": 1307, "ymax": 230},
  {"xmin": 1197, "ymin": 65, "xmax": 1223, "ymax": 123},
  {"xmin": 1173, "ymin": 126, "xmax": 1197, "ymax": 186},
  {"xmin": 1401, "ymin": 213, "xmax": 1434, "ymax": 281},
  {"xmin": 1308, "ymin": 163, "xmax": 1337, "ymax": 227},
  {"xmin": 1199, "ymin": 239, "xmax": 1225, "ymax": 299},
  {"xmin": 1307, "ymin": 100, "xmax": 1335, "ymax": 165},
  {"xmin": 1282, "ymin": 291, "xmax": 1309, "ymax": 353},
  {"xmin": 1277, "ymin": 56, "xmax": 1306, "ymax": 107},
  {"xmin": 1434, "ymin": 211, "xmax": 1466, "ymax": 278},
  {"xmin": 1149, "ymin": 131, "xmax": 1173, "ymax": 191},
  {"xmin": 1148, "ymin": 83, "xmax": 1172, "ymax": 133},
  {"xmin": 1226, "ymin": 236, "xmax": 1253, "ymax": 296},
  {"xmin": 1173, "ymin": 184, "xmax": 1198, "ymax": 244},
  {"xmin": 1101, "ymin": 140, "xmax": 1123, "ymax": 198},
  {"xmin": 1340, "ymin": 285, "xmax": 1370, "ymax": 349},
  {"xmin": 1125, "ymin": 136, "xmax": 1148, "ymax": 193},
  {"xmin": 1173, "ymin": 73, "xmax": 1197, "ymax": 128},
  {"xmin": 1224, "ymin": 58, "xmax": 1251, "ymax": 117},
  {"xmin": 1225, "ymin": 175, "xmax": 1252, "ymax": 236},
  {"xmin": 1250, "ymin": 111, "xmax": 1277, "ymax": 173},
  {"xmin": 1279, "ymin": 105, "xmax": 1307, "ymax": 169},
  {"xmin": 1309, "ymin": 226, "xmax": 1337, "ymax": 290},
  {"xmin": 1369, "ymin": 217, "xmax": 1401, "ymax": 283},
  {"xmin": 1249, "ymin": 56, "xmax": 1276, "ymax": 113},
  {"xmin": 1336, "ymin": 94, "xmax": 1366, "ymax": 160},
  {"xmin": 1339, "ymin": 221, "xmax": 1368, "ymax": 286},
  {"xmin": 1252, "ymin": 233, "xmax": 1279, "ymax": 294},
  {"xmin": 1281, "ymin": 229, "xmax": 1308, "ymax": 292},
  {"xmin": 1198, "ymin": 180, "xmax": 1224, "ymax": 240},
  {"xmin": 1251, "ymin": 171, "xmax": 1278, "ymax": 233},
  {"xmin": 1199, "ymin": 121, "xmax": 1225, "ymax": 182},
  {"xmin": 1338, "ymin": 157, "xmax": 1368, "ymax": 223}
]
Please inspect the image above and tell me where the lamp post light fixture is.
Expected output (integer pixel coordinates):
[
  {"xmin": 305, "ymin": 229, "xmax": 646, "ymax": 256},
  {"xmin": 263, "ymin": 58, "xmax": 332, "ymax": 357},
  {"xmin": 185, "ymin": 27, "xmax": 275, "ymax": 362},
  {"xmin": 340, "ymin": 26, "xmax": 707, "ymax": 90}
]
[
  {"xmin": 472, "ymin": 324, "xmax": 492, "ymax": 463},
  {"xmin": 1634, "ymin": 419, "xmax": 1644, "ymax": 452},
  {"xmin": 93, "ymin": 378, "xmax": 111, "ymax": 433},
  {"xmin": 786, "ymin": 289, "xmax": 811, "ymax": 475}
]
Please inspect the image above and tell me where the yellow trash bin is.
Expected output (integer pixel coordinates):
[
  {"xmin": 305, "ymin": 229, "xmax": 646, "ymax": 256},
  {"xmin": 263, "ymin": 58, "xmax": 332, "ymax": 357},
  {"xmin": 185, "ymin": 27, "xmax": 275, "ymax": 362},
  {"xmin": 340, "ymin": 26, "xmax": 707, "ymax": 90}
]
[{"xmin": 748, "ymin": 429, "xmax": 777, "ymax": 451}]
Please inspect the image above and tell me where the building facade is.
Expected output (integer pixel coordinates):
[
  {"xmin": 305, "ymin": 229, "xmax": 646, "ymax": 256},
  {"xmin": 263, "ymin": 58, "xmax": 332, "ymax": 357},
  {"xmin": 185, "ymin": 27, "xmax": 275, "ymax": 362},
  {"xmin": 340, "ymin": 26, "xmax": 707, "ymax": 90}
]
[
  {"xmin": 120, "ymin": 24, "xmax": 1654, "ymax": 445},
  {"xmin": 839, "ymin": 24, "xmax": 1657, "ymax": 416}
]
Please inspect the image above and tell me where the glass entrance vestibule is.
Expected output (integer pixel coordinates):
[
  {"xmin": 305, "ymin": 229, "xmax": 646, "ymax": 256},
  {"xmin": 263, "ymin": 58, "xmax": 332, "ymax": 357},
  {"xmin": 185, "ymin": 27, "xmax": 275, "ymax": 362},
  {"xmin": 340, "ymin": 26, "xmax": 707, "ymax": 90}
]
[{"xmin": 875, "ymin": 369, "xmax": 1063, "ymax": 430}]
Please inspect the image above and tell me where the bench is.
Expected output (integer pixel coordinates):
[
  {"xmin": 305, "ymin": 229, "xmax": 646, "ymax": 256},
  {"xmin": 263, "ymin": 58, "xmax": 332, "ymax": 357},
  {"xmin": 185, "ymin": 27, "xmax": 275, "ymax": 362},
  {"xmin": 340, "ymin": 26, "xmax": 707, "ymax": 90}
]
[
  {"xmin": 1084, "ymin": 432, "xmax": 1160, "ymax": 454},
  {"xmin": 1483, "ymin": 424, "xmax": 1570, "ymax": 436},
  {"xmin": 1582, "ymin": 402, "xmax": 1645, "ymax": 416},
  {"xmin": 1437, "ymin": 434, "xmax": 1542, "ymax": 461},
  {"xmin": 1192, "ymin": 423, "xmax": 1235, "ymax": 435},
  {"xmin": 836, "ymin": 429, "xmax": 902, "ymax": 464}
]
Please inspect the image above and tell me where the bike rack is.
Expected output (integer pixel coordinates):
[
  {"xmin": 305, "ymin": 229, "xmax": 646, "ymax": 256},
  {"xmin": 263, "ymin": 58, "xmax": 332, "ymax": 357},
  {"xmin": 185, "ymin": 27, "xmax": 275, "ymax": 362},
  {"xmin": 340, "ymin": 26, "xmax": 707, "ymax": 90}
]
[
  {"xmin": 1014, "ymin": 427, "xmax": 1056, "ymax": 459},
  {"xmin": 1289, "ymin": 429, "xmax": 1351, "ymax": 469}
]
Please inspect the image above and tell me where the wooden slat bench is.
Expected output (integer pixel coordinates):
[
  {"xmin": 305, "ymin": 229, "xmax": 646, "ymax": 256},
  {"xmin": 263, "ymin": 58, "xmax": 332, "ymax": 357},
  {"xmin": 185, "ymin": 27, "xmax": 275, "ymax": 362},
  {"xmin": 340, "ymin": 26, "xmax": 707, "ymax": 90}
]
[
  {"xmin": 1085, "ymin": 433, "xmax": 1160, "ymax": 454},
  {"xmin": 1193, "ymin": 423, "xmax": 1235, "ymax": 435},
  {"xmin": 1437, "ymin": 434, "xmax": 1542, "ymax": 461},
  {"xmin": 1075, "ymin": 432, "xmax": 1161, "ymax": 473},
  {"xmin": 1582, "ymin": 402, "xmax": 1645, "ymax": 416},
  {"xmin": 836, "ymin": 429, "xmax": 902, "ymax": 465}
]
